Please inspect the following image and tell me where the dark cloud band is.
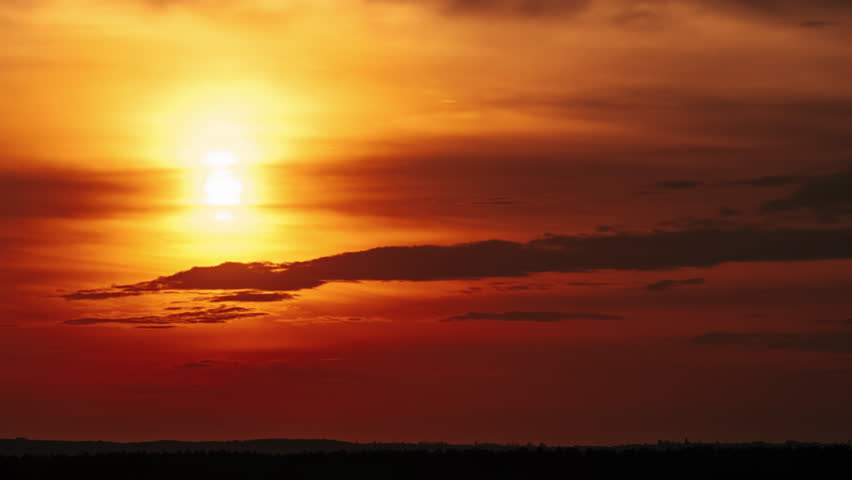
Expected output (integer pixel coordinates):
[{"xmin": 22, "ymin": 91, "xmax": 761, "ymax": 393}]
[{"xmin": 67, "ymin": 226, "xmax": 852, "ymax": 298}]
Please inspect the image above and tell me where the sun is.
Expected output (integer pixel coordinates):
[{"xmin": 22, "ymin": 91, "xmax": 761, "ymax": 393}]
[{"xmin": 203, "ymin": 150, "xmax": 243, "ymax": 206}]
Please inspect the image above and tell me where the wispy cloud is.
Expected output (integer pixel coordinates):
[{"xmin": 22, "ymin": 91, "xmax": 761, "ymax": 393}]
[
  {"xmin": 645, "ymin": 278, "xmax": 705, "ymax": 292},
  {"xmin": 62, "ymin": 290, "xmax": 143, "ymax": 300},
  {"xmin": 65, "ymin": 305, "xmax": 268, "ymax": 327},
  {"xmin": 443, "ymin": 311, "xmax": 623, "ymax": 322}
]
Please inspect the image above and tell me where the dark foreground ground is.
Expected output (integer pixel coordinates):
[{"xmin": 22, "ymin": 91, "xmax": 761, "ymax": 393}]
[{"xmin": 2, "ymin": 439, "xmax": 852, "ymax": 479}]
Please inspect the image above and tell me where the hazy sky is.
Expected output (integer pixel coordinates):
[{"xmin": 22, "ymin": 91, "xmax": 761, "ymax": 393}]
[{"xmin": 3, "ymin": 0, "xmax": 852, "ymax": 444}]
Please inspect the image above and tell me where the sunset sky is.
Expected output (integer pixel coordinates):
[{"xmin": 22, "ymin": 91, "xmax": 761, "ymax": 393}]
[{"xmin": 3, "ymin": 0, "xmax": 852, "ymax": 445}]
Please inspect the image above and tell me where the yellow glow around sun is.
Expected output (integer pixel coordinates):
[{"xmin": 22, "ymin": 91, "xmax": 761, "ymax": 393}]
[
  {"xmin": 152, "ymin": 81, "xmax": 293, "ymax": 168},
  {"xmin": 143, "ymin": 82, "xmax": 285, "ymax": 208}
]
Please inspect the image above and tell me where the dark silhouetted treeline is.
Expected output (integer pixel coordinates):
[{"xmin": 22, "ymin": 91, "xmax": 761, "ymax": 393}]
[{"xmin": 2, "ymin": 439, "xmax": 852, "ymax": 479}]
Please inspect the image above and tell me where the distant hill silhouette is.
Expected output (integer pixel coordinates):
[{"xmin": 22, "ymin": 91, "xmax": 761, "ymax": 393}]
[
  {"xmin": 3, "ymin": 439, "xmax": 852, "ymax": 479},
  {"xmin": 0, "ymin": 438, "xmax": 521, "ymax": 456},
  {"xmin": 0, "ymin": 438, "xmax": 362, "ymax": 456}
]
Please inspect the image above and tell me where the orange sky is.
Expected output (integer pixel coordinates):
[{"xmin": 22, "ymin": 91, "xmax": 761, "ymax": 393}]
[{"xmin": 3, "ymin": 0, "xmax": 852, "ymax": 444}]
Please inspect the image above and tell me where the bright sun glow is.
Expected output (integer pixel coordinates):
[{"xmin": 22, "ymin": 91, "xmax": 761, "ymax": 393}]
[
  {"xmin": 148, "ymin": 83, "xmax": 297, "ymax": 212},
  {"xmin": 203, "ymin": 151, "xmax": 243, "ymax": 206},
  {"xmin": 203, "ymin": 150, "xmax": 239, "ymax": 168}
]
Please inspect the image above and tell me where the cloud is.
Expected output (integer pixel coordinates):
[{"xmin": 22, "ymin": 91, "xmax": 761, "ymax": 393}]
[
  {"xmin": 443, "ymin": 311, "xmax": 623, "ymax": 322},
  {"xmin": 62, "ymin": 289, "xmax": 143, "ymax": 300},
  {"xmin": 761, "ymin": 166, "xmax": 852, "ymax": 220},
  {"xmin": 707, "ymin": 0, "xmax": 852, "ymax": 19},
  {"xmin": 374, "ymin": 0, "xmax": 592, "ymax": 17},
  {"xmin": 653, "ymin": 180, "xmax": 704, "ymax": 190},
  {"xmin": 816, "ymin": 318, "xmax": 852, "ymax": 328},
  {"xmin": 180, "ymin": 359, "xmax": 218, "ymax": 368},
  {"xmin": 645, "ymin": 278, "xmax": 705, "ymax": 292},
  {"xmin": 205, "ymin": 291, "xmax": 296, "ymax": 302},
  {"xmin": 657, "ymin": 217, "xmax": 738, "ymax": 230},
  {"xmin": 377, "ymin": 0, "xmax": 852, "ymax": 23},
  {"xmin": 458, "ymin": 286, "xmax": 483, "ymax": 294},
  {"xmin": 490, "ymin": 281, "xmax": 552, "ymax": 292},
  {"xmin": 64, "ymin": 305, "xmax": 268, "ymax": 326},
  {"xmin": 799, "ymin": 20, "xmax": 837, "ymax": 28},
  {"xmin": 719, "ymin": 206, "xmax": 743, "ymax": 217},
  {"xmin": 66, "ymin": 227, "xmax": 852, "ymax": 298},
  {"xmin": 728, "ymin": 175, "xmax": 804, "ymax": 188},
  {"xmin": 472, "ymin": 196, "xmax": 517, "ymax": 206},
  {"xmin": 490, "ymin": 89, "xmax": 852, "ymax": 153},
  {"xmin": 0, "ymin": 168, "xmax": 176, "ymax": 219},
  {"xmin": 692, "ymin": 331, "xmax": 852, "ymax": 354},
  {"xmin": 95, "ymin": 262, "xmax": 326, "ymax": 293},
  {"xmin": 10, "ymin": 0, "xmax": 852, "ymax": 29},
  {"xmin": 278, "ymin": 315, "xmax": 379, "ymax": 325},
  {"xmin": 648, "ymin": 174, "xmax": 802, "ymax": 194}
]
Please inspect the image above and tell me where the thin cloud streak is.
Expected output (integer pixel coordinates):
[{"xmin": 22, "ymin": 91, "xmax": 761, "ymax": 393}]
[
  {"xmin": 65, "ymin": 305, "xmax": 268, "ymax": 326},
  {"xmin": 645, "ymin": 278, "xmax": 705, "ymax": 292},
  {"xmin": 443, "ymin": 311, "xmax": 623, "ymax": 322}
]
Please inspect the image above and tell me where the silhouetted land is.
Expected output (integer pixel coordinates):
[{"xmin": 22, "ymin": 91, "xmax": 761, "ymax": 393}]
[{"xmin": 2, "ymin": 438, "xmax": 852, "ymax": 478}]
